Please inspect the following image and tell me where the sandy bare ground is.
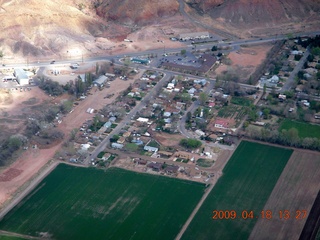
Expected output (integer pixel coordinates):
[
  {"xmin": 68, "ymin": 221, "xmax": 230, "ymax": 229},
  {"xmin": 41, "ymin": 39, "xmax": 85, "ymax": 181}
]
[
  {"xmin": 215, "ymin": 44, "xmax": 272, "ymax": 78},
  {"xmin": 0, "ymin": 75, "xmax": 138, "ymax": 210},
  {"xmin": 0, "ymin": 88, "xmax": 50, "ymax": 141},
  {"xmin": 249, "ymin": 150, "xmax": 320, "ymax": 240}
]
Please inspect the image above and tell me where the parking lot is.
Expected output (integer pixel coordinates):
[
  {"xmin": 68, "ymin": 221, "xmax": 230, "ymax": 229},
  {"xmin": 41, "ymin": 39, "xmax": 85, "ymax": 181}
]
[{"xmin": 159, "ymin": 51, "xmax": 202, "ymax": 68}]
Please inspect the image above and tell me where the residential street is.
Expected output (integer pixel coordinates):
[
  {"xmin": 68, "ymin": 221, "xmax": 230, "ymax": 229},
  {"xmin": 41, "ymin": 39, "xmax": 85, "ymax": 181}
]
[
  {"xmin": 84, "ymin": 72, "xmax": 173, "ymax": 165},
  {"xmin": 281, "ymin": 47, "xmax": 310, "ymax": 92}
]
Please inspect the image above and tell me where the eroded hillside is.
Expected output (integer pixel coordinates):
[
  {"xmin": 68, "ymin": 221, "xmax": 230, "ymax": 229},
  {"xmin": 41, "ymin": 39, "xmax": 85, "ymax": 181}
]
[
  {"xmin": 185, "ymin": 0, "xmax": 320, "ymax": 37},
  {"xmin": 0, "ymin": 0, "xmax": 319, "ymax": 59}
]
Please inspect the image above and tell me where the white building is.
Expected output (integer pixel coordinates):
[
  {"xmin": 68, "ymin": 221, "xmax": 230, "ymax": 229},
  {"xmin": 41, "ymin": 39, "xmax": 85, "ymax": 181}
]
[
  {"xmin": 94, "ymin": 75, "xmax": 108, "ymax": 87},
  {"xmin": 14, "ymin": 69, "xmax": 29, "ymax": 85},
  {"xmin": 179, "ymin": 32, "xmax": 210, "ymax": 41}
]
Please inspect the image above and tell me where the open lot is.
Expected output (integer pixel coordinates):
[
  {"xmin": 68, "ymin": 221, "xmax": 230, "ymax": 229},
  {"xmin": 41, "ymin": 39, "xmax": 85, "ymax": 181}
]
[
  {"xmin": 181, "ymin": 141, "xmax": 292, "ymax": 240},
  {"xmin": 279, "ymin": 119, "xmax": 320, "ymax": 139},
  {"xmin": 0, "ymin": 74, "xmax": 136, "ymax": 209},
  {"xmin": 215, "ymin": 44, "xmax": 273, "ymax": 81},
  {"xmin": 0, "ymin": 164, "xmax": 205, "ymax": 240},
  {"xmin": 249, "ymin": 150, "xmax": 320, "ymax": 240}
]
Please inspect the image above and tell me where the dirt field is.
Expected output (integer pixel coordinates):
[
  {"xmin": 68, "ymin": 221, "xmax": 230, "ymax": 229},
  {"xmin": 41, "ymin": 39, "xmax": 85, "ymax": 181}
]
[
  {"xmin": 152, "ymin": 132, "xmax": 184, "ymax": 147},
  {"xmin": 249, "ymin": 150, "xmax": 320, "ymax": 240},
  {"xmin": 215, "ymin": 44, "xmax": 272, "ymax": 80},
  {"xmin": 0, "ymin": 75, "xmax": 138, "ymax": 210}
]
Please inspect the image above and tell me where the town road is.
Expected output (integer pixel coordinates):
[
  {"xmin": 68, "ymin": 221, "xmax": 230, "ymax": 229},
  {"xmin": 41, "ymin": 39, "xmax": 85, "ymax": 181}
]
[
  {"xmin": 281, "ymin": 47, "xmax": 310, "ymax": 93},
  {"xmin": 84, "ymin": 72, "xmax": 173, "ymax": 165}
]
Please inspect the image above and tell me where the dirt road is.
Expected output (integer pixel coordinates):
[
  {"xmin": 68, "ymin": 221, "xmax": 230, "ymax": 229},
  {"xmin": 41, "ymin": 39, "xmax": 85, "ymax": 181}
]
[{"xmin": 0, "ymin": 75, "xmax": 137, "ymax": 212}]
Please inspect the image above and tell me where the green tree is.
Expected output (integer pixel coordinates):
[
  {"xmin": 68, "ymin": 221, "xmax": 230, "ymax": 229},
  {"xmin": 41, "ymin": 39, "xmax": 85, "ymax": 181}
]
[
  {"xmin": 186, "ymin": 111, "xmax": 192, "ymax": 123},
  {"xmin": 75, "ymin": 78, "xmax": 85, "ymax": 96},
  {"xmin": 211, "ymin": 46, "xmax": 217, "ymax": 51},
  {"xmin": 179, "ymin": 138, "xmax": 202, "ymax": 149},
  {"xmin": 311, "ymin": 47, "xmax": 320, "ymax": 56},
  {"xmin": 69, "ymin": 128, "xmax": 78, "ymax": 141},
  {"xmin": 92, "ymin": 116, "xmax": 100, "ymax": 132},
  {"xmin": 199, "ymin": 92, "xmax": 209, "ymax": 106},
  {"xmin": 60, "ymin": 100, "xmax": 73, "ymax": 114},
  {"xmin": 263, "ymin": 108, "xmax": 270, "ymax": 119},
  {"xmin": 180, "ymin": 49, "xmax": 187, "ymax": 56},
  {"xmin": 0, "ymin": 50, "xmax": 3, "ymax": 64}
]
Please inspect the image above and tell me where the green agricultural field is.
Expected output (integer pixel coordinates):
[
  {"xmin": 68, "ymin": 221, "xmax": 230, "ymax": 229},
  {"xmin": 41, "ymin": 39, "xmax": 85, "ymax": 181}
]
[
  {"xmin": 182, "ymin": 141, "xmax": 293, "ymax": 240},
  {"xmin": 0, "ymin": 165, "xmax": 205, "ymax": 240},
  {"xmin": 279, "ymin": 119, "xmax": 320, "ymax": 139},
  {"xmin": 0, "ymin": 236, "xmax": 25, "ymax": 240}
]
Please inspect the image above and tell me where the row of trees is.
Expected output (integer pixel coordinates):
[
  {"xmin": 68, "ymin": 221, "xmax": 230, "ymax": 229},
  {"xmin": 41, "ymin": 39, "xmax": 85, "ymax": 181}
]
[{"xmin": 245, "ymin": 127, "xmax": 320, "ymax": 151}]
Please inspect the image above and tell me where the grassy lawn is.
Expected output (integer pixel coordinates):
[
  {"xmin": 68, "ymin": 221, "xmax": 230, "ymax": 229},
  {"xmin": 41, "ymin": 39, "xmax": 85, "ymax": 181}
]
[
  {"xmin": 196, "ymin": 158, "xmax": 214, "ymax": 168},
  {"xmin": 279, "ymin": 119, "xmax": 320, "ymax": 139},
  {"xmin": 97, "ymin": 151, "xmax": 106, "ymax": 158},
  {"xmin": 231, "ymin": 96, "xmax": 252, "ymax": 106},
  {"xmin": 0, "ymin": 165, "xmax": 205, "ymax": 240},
  {"xmin": 182, "ymin": 141, "xmax": 293, "ymax": 240},
  {"xmin": 125, "ymin": 143, "xmax": 139, "ymax": 151}
]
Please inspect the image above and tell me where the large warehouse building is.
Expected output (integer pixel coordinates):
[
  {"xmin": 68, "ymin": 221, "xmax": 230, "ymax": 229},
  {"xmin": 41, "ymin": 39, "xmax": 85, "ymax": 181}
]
[
  {"xmin": 14, "ymin": 69, "xmax": 29, "ymax": 85},
  {"xmin": 178, "ymin": 32, "xmax": 210, "ymax": 41}
]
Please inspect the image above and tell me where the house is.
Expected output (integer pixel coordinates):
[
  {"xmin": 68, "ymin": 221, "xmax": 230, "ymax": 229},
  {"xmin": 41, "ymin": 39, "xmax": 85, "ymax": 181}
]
[
  {"xmin": 278, "ymin": 94, "xmax": 286, "ymax": 100},
  {"xmin": 194, "ymin": 79, "xmax": 207, "ymax": 86},
  {"xmin": 144, "ymin": 145, "xmax": 159, "ymax": 152},
  {"xmin": 134, "ymin": 158, "xmax": 147, "ymax": 165},
  {"xmin": 117, "ymin": 137, "xmax": 126, "ymax": 144},
  {"xmin": 105, "ymin": 73, "xmax": 116, "ymax": 78},
  {"xmin": 165, "ymin": 165, "xmax": 179, "ymax": 174},
  {"xmin": 195, "ymin": 129, "xmax": 205, "ymax": 137},
  {"xmin": 167, "ymin": 83, "xmax": 175, "ymax": 89},
  {"xmin": 188, "ymin": 88, "xmax": 196, "ymax": 95},
  {"xmin": 214, "ymin": 119, "xmax": 229, "ymax": 129},
  {"xmin": 137, "ymin": 117, "xmax": 149, "ymax": 123},
  {"xmin": 163, "ymin": 112, "xmax": 171, "ymax": 117},
  {"xmin": 158, "ymin": 151, "xmax": 173, "ymax": 157},
  {"xmin": 111, "ymin": 143, "xmax": 124, "ymax": 149},
  {"xmin": 147, "ymin": 162, "xmax": 162, "ymax": 171},
  {"xmin": 132, "ymin": 139, "xmax": 144, "ymax": 145},
  {"xmin": 14, "ymin": 69, "xmax": 29, "ymax": 85},
  {"xmin": 149, "ymin": 75, "xmax": 157, "ymax": 80},
  {"xmin": 102, "ymin": 153, "xmax": 111, "ymax": 161},
  {"xmin": 123, "ymin": 131, "xmax": 131, "ymax": 138},
  {"xmin": 104, "ymin": 121, "xmax": 112, "ymax": 128},
  {"xmin": 208, "ymin": 102, "xmax": 215, "ymax": 108},
  {"xmin": 109, "ymin": 117, "xmax": 117, "ymax": 123},
  {"xmin": 94, "ymin": 75, "xmax": 108, "ymax": 87}
]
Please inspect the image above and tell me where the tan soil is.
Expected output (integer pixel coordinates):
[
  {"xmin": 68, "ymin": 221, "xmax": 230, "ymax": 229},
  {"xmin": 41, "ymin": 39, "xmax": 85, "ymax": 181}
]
[
  {"xmin": 249, "ymin": 150, "xmax": 320, "ymax": 240},
  {"xmin": 0, "ymin": 74, "xmax": 138, "ymax": 209},
  {"xmin": 0, "ymin": 88, "xmax": 50, "ymax": 142},
  {"xmin": 215, "ymin": 44, "xmax": 272, "ymax": 79},
  {"xmin": 152, "ymin": 132, "xmax": 185, "ymax": 147}
]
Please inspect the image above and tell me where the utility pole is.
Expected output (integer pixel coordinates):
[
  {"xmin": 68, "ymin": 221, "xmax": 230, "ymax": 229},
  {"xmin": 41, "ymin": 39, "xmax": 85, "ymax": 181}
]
[{"xmin": 158, "ymin": 40, "xmax": 166, "ymax": 55}]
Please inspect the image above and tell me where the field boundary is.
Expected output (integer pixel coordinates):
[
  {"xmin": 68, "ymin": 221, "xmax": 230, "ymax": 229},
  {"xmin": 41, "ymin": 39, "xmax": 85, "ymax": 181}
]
[
  {"xmin": 175, "ymin": 147, "xmax": 234, "ymax": 240},
  {"xmin": 0, "ymin": 160, "xmax": 60, "ymax": 220},
  {"xmin": 299, "ymin": 190, "xmax": 320, "ymax": 240},
  {"xmin": 0, "ymin": 230, "xmax": 41, "ymax": 240}
]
